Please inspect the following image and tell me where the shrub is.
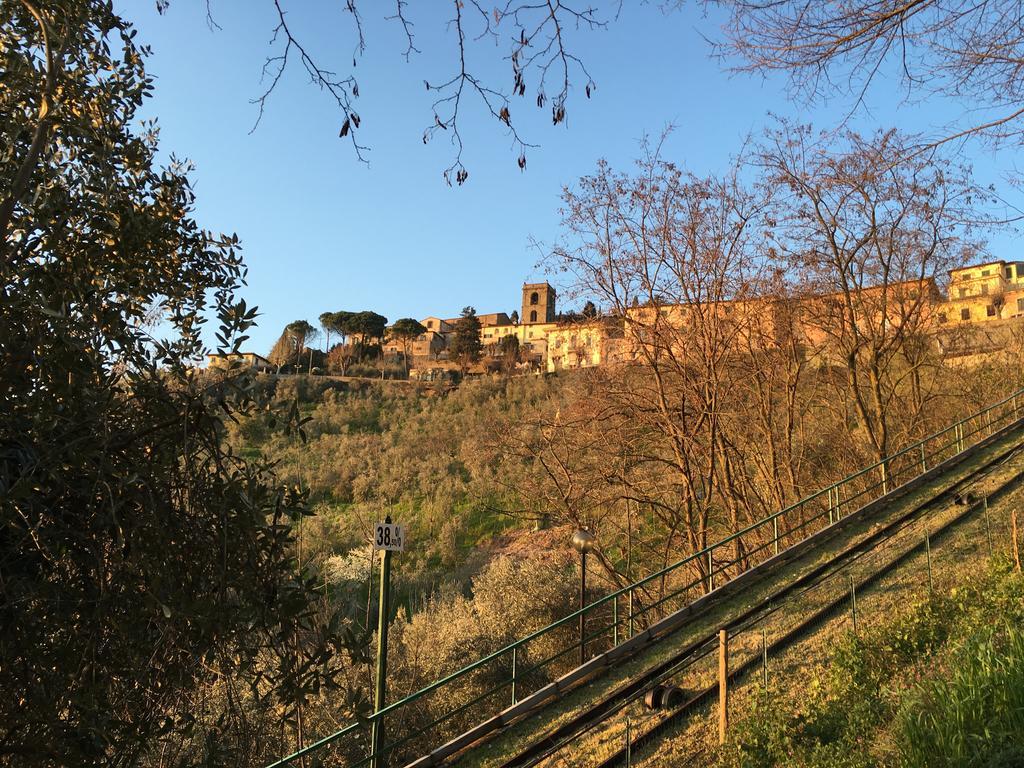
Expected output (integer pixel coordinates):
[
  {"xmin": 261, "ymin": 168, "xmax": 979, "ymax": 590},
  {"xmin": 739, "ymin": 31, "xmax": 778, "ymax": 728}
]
[{"xmin": 897, "ymin": 623, "xmax": 1024, "ymax": 767}]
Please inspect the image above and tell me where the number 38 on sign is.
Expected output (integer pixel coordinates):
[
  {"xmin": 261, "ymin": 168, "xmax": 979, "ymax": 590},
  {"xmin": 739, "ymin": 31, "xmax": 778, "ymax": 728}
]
[{"xmin": 374, "ymin": 522, "xmax": 405, "ymax": 551}]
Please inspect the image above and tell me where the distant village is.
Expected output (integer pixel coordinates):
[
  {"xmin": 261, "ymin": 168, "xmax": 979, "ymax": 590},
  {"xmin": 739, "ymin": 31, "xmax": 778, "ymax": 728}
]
[{"xmin": 209, "ymin": 259, "xmax": 1024, "ymax": 379}]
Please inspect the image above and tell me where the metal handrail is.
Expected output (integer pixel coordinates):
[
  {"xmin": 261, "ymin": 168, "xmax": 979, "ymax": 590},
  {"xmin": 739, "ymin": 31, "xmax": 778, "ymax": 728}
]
[{"xmin": 267, "ymin": 386, "xmax": 1024, "ymax": 767}]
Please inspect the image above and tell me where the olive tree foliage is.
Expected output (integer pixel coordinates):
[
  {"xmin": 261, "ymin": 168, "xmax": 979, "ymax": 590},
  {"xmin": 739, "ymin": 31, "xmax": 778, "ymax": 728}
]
[
  {"xmin": 1, "ymin": 3, "xmax": 347, "ymax": 766},
  {"xmin": 712, "ymin": 0, "xmax": 1024, "ymax": 151},
  {"xmin": 157, "ymin": 0, "xmax": 619, "ymax": 184}
]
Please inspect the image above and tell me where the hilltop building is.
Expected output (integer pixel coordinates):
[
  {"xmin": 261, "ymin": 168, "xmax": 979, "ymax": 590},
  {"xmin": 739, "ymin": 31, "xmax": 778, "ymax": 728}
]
[
  {"xmin": 221, "ymin": 259, "xmax": 1024, "ymax": 377},
  {"xmin": 207, "ymin": 351, "xmax": 272, "ymax": 372},
  {"xmin": 942, "ymin": 260, "xmax": 1024, "ymax": 323},
  {"xmin": 410, "ymin": 282, "xmax": 562, "ymax": 367}
]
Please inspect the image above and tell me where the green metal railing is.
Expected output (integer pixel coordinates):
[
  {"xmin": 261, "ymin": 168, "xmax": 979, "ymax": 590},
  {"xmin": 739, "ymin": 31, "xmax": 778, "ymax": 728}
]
[{"xmin": 267, "ymin": 387, "xmax": 1024, "ymax": 768}]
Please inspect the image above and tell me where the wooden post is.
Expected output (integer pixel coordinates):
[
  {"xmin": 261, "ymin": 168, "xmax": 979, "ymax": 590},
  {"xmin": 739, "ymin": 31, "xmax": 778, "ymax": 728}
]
[
  {"xmin": 761, "ymin": 627, "xmax": 768, "ymax": 692},
  {"xmin": 718, "ymin": 628, "xmax": 729, "ymax": 745},
  {"xmin": 625, "ymin": 717, "xmax": 632, "ymax": 768},
  {"xmin": 849, "ymin": 575, "xmax": 858, "ymax": 636},
  {"xmin": 984, "ymin": 496, "xmax": 994, "ymax": 554},
  {"xmin": 925, "ymin": 530, "xmax": 933, "ymax": 595},
  {"xmin": 1013, "ymin": 510, "xmax": 1022, "ymax": 573}
]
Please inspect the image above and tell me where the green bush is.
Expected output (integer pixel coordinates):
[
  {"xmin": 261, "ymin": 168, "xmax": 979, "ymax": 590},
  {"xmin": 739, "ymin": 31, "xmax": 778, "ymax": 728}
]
[
  {"xmin": 723, "ymin": 564, "xmax": 1024, "ymax": 768},
  {"xmin": 897, "ymin": 623, "xmax": 1024, "ymax": 767}
]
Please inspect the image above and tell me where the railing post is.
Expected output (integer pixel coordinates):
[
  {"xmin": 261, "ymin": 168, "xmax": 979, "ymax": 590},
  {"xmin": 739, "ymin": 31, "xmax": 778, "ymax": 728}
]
[
  {"xmin": 772, "ymin": 515, "xmax": 780, "ymax": 556},
  {"xmin": 627, "ymin": 586, "xmax": 634, "ymax": 639},
  {"xmin": 718, "ymin": 628, "xmax": 729, "ymax": 745},
  {"xmin": 613, "ymin": 594, "xmax": 619, "ymax": 647},
  {"xmin": 920, "ymin": 443, "xmax": 927, "ymax": 473},
  {"xmin": 828, "ymin": 487, "xmax": 834, "ymax": 525},
  {"xmin": 511, "ymin": 645, "xmax": 517, "ymax": 705},
  {"xmin": 707, "ymin": 549, "xmax": 715, "ymax": 592}
]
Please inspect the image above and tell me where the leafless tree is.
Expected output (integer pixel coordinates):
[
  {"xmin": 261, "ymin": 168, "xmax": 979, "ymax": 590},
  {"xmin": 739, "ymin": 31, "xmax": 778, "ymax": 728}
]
[
  {"xmin": 712, "ymin": 0, "xmax": 1024, "ymax": 153},
  {"xmin": 163, "ymin": 1, "xmax": 619, "ymax": 184},
  {"xmin": 548, "ymin": 145, "xmax": 783, "ymax": 583},
  {"xmin": 757, "ymin": 123, "xmax": 986, "ymax": 480}
]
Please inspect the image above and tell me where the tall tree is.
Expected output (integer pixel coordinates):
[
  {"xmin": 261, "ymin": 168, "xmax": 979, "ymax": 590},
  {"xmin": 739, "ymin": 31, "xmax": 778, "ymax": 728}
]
[
  {"xmin": 497, "ymin": 333, "xmax": 521, "ymax": 374},
  {"xmin": 269, "ymin": 319, "xmax": 318, "ymax": 370},
  {"xmin": 388, "ymin": 317, "xmax": 427, "ymax": 375},
  {"xmin": 758, "ymin": 123, "xmax": 983, "ymax": 475},
  {"xmin": 449, "ymin": 306, "xmax": 483, "ymax": 374},
  {"xmin": 319, "ymin": 311, "xmax": 336, "ymax": 352},
  {"xmin": 349, "ymin": 311, "xmax": 388, "ymax": 345},
  {"xmin": 1, "ymin": 3, "xmax": 340, "ymax": 765}
]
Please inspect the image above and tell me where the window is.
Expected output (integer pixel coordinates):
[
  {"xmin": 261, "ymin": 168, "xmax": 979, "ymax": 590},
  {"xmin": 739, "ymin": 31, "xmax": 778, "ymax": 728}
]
[
  {"xmin": 982, "ymin": 269, "xmax": 992, "ymax": 276},
  {"xmin": 981, "ymin": 284, "xmax": 989, "ymax": 295},
  {"xmin": 530, "ymin": 292, "xmax": 539, "ymax": 305},
  {"xmin": 1018, "ymin": 297, "xmax": 1024, "ymax": 312},
  {"xmin": 938, "ymin": 313, "xmax": 947, "ymax": 324},
  {"xmin": 529, "ymin": 310, "xmax": 537, "ymax": 322},
  {"xmin": 427, "ymin": 320, "xmax": 433, "ymax": 328},
  {"xmin": 961, "ymin": 308, "xmax": 971, "ymax": 321},
  {"xmin": 1006, "ymin": 266, "xmax": 1014, "ymax": 280},
  {"xmin": 987, "ymin": 305, "xmax": 997, "ymax": 317},
  {"xmin": 958, "ymin": 288, "xmax": 967, "ymax": 298}
]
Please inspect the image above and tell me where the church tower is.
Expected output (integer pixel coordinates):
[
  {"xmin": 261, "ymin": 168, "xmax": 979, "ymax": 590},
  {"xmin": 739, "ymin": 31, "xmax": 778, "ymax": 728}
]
[{"xmin": 522, "ymin": 282, "xmax": 556, "ymax": 324}]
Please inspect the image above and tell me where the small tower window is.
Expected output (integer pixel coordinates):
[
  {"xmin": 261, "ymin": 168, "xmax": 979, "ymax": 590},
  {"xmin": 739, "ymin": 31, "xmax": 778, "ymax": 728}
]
[
  {"xmin": 530, "ymin": 310, "xmax": 537, "ymax": 323},
  {"xmin": 530, "ymin": 292, "xmax": 539, "ymax": 305}
]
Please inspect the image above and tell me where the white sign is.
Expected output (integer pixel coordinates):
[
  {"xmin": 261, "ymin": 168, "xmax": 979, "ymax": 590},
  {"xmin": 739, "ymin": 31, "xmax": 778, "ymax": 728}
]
[{"xmin": 373, "ymin": 522, "xmax": 405, "ymax": 551}]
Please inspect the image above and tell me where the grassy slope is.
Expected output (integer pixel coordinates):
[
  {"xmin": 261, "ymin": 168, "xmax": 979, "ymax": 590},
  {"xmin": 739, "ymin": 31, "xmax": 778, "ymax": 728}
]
[
  {"xmin": 646, "ymin": 484, "xmax": 1024, "ymax": 768},
  {"xmin": 460, "ymin": 428, "xmax": 1024, "ymax": 768}
]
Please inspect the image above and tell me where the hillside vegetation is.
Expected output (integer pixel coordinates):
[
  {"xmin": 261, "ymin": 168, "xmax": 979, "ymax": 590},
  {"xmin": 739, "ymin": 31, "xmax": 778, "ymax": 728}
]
[
  {"xmin": 227, "ymin": 374, "xmax": 572, "ymax": 598},
  {"xmin": 721, "ymin": 559, "xmax": 1024, "ymax": 768}
]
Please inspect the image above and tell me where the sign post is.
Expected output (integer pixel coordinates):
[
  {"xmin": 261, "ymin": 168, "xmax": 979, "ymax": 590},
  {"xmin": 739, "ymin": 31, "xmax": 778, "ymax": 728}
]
[{"xmin": 370, "ymin": 517, "xmax": 404, "ymax": 768}]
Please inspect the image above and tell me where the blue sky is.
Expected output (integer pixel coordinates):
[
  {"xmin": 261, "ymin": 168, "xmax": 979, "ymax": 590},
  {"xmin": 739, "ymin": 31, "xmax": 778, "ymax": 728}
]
[{"xmin": 123, "ymin": 2, "xmax": 1020, "ymax": 355}]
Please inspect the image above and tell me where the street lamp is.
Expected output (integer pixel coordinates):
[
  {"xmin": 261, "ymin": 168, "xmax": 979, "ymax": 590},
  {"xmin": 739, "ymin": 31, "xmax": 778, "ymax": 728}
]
[{"xmin": 572, "ymin": 529, "xmax": 597, "ymax": 666}]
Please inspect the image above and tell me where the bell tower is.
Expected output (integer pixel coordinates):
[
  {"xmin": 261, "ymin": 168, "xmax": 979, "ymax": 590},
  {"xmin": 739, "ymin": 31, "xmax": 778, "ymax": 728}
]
[{"xmin": 522, "ymin": 282, "xmax": 556, "ymax": 324}]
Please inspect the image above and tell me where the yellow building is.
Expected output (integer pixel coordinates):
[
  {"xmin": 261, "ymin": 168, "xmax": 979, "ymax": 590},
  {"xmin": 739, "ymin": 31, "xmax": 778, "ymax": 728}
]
[
  {"xmin": 206, "ymin": 352, "xmax": 272, "ymax": 372},
  {"xmin": 545, "ymin": 320, "xmax": 624, "ymax": 372},
  {"xmin": 944, "ymin": 260, "xmax": 1024, "ymax": 323}
]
